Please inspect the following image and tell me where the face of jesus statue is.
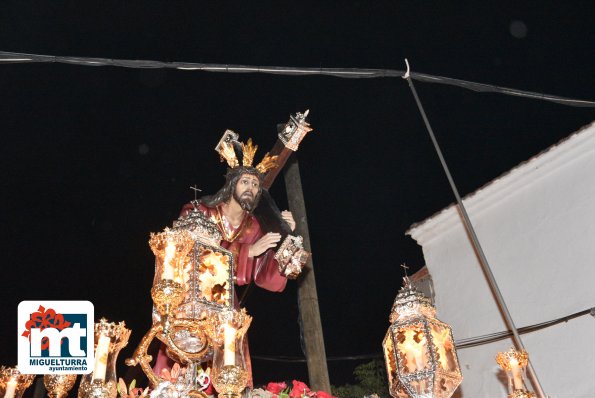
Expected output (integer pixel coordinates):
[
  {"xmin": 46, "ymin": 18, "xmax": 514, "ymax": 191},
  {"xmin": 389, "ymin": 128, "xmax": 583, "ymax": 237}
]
[{"xmin": 233, "ymin": 173, "xmax": 261, "ymax": 211}]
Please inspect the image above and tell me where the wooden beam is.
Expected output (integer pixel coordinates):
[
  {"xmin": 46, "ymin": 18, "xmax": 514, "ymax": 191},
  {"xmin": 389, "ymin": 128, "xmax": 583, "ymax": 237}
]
[{"xmin": 283, "ymin": 154, "xmax": 331, "ymax": 392}]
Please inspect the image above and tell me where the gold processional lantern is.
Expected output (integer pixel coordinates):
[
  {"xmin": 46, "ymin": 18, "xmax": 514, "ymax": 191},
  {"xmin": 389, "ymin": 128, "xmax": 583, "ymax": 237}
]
[
  {"xmin": 383, "ymin": 276, "xmax": 463, "ymax": 398},
  {"xmin": 0, "ymin": 367, "xmax": 35, "ymax": 398},
  {"xmin": 496, "ymin": 348, "xmax": 536, "ymax": 398},
  {"xmin": 207, "ymin": 309, "xmax": 252, "ymax": 398},
  {"xmin": 79, "ymin": 319, "xmax": 131, "ymax": 398},
  {"xmin": 127, "ymin": 202, "xmax": 251, "ymax": 398}
]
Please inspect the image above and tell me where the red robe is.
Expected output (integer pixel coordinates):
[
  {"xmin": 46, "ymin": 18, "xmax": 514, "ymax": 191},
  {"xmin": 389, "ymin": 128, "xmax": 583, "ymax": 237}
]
[{"xmin": 184, "ymin": 203, "xmax": 288, "ymax": 293}]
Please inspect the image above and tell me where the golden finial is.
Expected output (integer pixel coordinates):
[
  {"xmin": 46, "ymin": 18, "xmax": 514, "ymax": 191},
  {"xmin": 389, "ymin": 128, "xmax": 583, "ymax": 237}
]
[
  {"xmin": 255, "ymin": 152, "xmax": 278, "ymax": 174},
  {"xmin": 242, "ymin": 138, "xmax": 258, "ymax": 167},
  {"xmin": 215, "ymin": 130, "xmax": 278, "ymax": 173}
]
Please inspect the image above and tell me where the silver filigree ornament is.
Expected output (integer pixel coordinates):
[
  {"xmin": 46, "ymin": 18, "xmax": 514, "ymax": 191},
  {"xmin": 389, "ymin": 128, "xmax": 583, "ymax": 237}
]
[
  {"xmin": 278, "ymin": 110, "xmax": 312, "ymax": 151},
  {"xmin": 383, "ymin": 277, "xmax": 463, "ymax": 398},
  {"xmin": 173, "ymin": 201, "xmax": 222, "ymax": 245},
  {"xmin": 274, "ymin": 235, "xmax": 309, "ymax": 279},
  {"xmin": 150, "ymin": 368, "xmax": 210, "ymax": 398}
]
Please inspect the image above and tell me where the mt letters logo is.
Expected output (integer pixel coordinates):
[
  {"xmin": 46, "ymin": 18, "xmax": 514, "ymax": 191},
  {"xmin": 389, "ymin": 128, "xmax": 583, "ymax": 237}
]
[{"xmin": 18, "ymin": 301, "xmax": 94, "ymax": 374}]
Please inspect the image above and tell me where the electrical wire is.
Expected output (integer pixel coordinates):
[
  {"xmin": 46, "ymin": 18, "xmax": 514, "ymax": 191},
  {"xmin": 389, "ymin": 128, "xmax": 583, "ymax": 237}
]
[
  {"xmin": 250, "ymin": 307, "xmax": 593, "ymax": 362},
  {"xmin": 455, "ymin": 307, "xmax": 594, "ymax": 349},
  {"xmin": 251, "ymin": 354, "xmax": 382, "ymax": 363},
  {"xmin": 1, "ymin": 51, "xmax": 594, "ymax": 108}
]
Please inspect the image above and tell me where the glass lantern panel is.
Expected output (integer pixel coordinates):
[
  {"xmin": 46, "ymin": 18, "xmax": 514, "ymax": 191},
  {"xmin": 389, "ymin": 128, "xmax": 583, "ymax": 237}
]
[
  {"xmin": 391, "ymin": 381, "xmax": 410, "ymax": 398},
  {"xmin": 430, "ymin": 323, "xmax": 457, "ymax": 372},
  {"xmin": 211, "ymin": 328, "xmax": 249, "ymax": 396},
  {"xmin": 395, "ymin": 324, "xmax": 430, "ymax": 374},
  {"xmin": 149, "ymin": 230, "xmax": 194, "ymax": 286},
  {"xmin": 433, "ymin": 375, "xmax": 460, "ymax": 398},
  {"xmin": 407, "ymin": 378, "xmax": 433, "ymax": 397},
  {"xmin": 503, "ymin": 366, "xmax": 528, "ymax": 392},
  {"xmin": 197, "ymin": 246, "xmax": 232, "ymax": 305},
  {"xmin": 383, "ymin": 333, "xmax": 398, "ymax": 393}
]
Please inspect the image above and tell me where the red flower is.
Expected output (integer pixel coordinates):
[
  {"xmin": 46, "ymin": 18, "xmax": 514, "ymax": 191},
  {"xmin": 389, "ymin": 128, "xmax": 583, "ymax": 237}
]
[
  {"xmin": 203, "ymin": 381, "xmax": 215, "ymax": 396},
  {"xmin": 316, "ymin": 391, "xmax": 336, "ymax": 398},
  {"xmin": 290, "ymin": 380, "xmax": 310, "ymax": 398},
  {"xmin": 266, "ymin": 381, "xmax": 287, "ymax": 394}
]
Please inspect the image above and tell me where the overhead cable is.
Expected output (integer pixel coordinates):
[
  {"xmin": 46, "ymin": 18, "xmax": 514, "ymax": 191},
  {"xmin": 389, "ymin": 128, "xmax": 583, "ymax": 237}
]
[
  {"xmin": 251, "ymin": 307, "xmax": 593, "ymax": 362},
  {"xmin": 456, "ymin": 307, "xmax": 594, "ymax": 349},
  {"xmin": 251, "ymin": 353, "xmax": 382, "ymax": 363},
  {"xmin": 0, "ymin": 51, "xmax": 593, "ymax": 108}
]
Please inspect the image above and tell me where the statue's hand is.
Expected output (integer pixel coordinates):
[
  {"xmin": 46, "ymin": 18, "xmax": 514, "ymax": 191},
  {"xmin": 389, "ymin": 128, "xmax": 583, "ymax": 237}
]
[
  {"xmin": 282, "ymin": 210, "xmax": 296, "ymax": 231},
  {"xmin": 249, "ymin": 232, "xmax": 281, "ymax": 257}
]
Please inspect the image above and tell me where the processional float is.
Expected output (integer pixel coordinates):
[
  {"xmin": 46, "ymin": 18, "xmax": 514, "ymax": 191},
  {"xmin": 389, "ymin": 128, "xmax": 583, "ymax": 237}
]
[{"xmin": 124, "ymin": 111, "xmax": 313, "ymax": 398}]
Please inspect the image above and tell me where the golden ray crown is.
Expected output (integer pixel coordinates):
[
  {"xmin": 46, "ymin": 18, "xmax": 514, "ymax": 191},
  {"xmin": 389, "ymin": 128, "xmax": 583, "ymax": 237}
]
[{"xmin": 215, "ymin": 130, "xmax": 278, "ymax": 174}]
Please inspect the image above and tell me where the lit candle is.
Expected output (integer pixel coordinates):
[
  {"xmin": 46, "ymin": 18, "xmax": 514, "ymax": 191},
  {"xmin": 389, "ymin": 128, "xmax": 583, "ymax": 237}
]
[
  {"xmin": 3, "ymin": 378, "xmax": 17, "ymax": 398},
  {"xmin": 223, "ymin": 324, "xmax": 237, "ymax": 366},
  {"xmin": 509, "ymin": 358, "xmax": 524, "ymax": 390},
  {"xmin": 93, "ymin": 333, "xmax": 111, "ymax": 381},
  {"xmin": 161, "ymin": 241, "xmax": 176, "ymax": 280}
]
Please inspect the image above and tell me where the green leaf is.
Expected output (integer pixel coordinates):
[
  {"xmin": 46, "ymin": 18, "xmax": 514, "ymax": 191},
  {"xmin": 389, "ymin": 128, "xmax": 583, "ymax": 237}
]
[
  {"xmin": 331, "ymin": 359, "xmax": 390, "ymax": 398},
  {"xmin": 129, "ymin": 379, "xmax": 137, "ymax": 391}
]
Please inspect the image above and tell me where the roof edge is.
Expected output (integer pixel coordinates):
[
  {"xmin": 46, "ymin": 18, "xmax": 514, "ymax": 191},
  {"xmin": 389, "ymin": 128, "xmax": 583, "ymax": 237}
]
[{"xmin": 407, "ymin": 121, "xmax": 595, "ymax": 246}]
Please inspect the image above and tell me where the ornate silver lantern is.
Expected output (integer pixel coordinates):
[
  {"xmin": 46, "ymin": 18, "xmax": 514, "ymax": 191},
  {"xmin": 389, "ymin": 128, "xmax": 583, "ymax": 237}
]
[{"xmin": 383, "ymin": 276, "xmax": 463, "ymax": 398}]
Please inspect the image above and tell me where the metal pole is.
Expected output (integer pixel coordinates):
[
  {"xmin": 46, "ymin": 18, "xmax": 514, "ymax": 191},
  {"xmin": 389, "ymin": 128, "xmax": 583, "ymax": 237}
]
[
  {"xmin": 283, "ymin": 154, "xmax": 332, "ymax": 393},
  {"xmin": 404, "ymin": 70, "xmax": 547, "ymax": 398}
]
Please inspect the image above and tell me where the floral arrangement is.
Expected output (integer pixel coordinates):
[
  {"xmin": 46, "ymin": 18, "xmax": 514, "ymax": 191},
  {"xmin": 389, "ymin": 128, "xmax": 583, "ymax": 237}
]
[
  {"xmin": 150, "ymin": 364, "xmax": 213, "ymax": 398},
  {"xmin": 251, "ymin": 380, "xmax": 336, "ymax": 398},
  {"xmin": 116, "ymin": 374, "xmax": 336, "ymax": 398},
  {"xmin": 117, "ymin": 379, "xmax": 150, "ymax": 398}
]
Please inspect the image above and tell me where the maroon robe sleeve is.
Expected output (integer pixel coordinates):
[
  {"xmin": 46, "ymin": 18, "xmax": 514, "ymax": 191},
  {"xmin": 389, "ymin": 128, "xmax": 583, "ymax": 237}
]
[
  {"xmin": 235, "ymin": 216, "xmax": 287, "ymax": 293},
  {"xmin": 253, "ymin": 250, "xmax": 287, "ymax": 292},
  {"xmin": 180, "ymin": 203, "xmax": 287, "ymax": 293}
]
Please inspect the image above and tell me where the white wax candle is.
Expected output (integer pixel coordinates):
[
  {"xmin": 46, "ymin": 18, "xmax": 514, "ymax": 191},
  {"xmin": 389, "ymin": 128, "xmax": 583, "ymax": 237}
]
[
  {"xmin": 510, "ymin": 359, "xmax": 524, "ymax": 390},
  {"xmin": 3, "ymin": 379, "xmax": 17, "ymax": 398},
  {"xmin": 223, "ymin": 324, "xmax": 237, "ymax": 366},
  {"xmin": 161, "ymin": 242, "xmax": 176, "ymax": 280},
  {"xmin": 413, "ymin": 350, "xmax": 424, "ymax": 371},
  {"xmin": 93, "ymin": 334, "xmax": 111, "ymax": 381}
]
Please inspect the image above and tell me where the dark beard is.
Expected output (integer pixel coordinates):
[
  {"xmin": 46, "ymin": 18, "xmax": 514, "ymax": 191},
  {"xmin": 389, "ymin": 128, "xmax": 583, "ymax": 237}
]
[{"xmin": 233, "ymin": 190, "xmax": 256, "ymax": 211}]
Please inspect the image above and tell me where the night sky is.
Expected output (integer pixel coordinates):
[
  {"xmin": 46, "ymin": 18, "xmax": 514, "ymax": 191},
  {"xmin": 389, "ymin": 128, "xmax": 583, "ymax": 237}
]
[{"xmin": 1, "ymin": 1, "xmax": 594, "ymax": 392}]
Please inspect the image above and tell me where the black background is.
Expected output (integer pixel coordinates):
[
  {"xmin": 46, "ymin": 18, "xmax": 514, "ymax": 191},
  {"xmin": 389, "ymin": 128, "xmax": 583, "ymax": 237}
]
[{"xmin": 1, "ymin": 0, "xmax": 594, "ymax": 391}]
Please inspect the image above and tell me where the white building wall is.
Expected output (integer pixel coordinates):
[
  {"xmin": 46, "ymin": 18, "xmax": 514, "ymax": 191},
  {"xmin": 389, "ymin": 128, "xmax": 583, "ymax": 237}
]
[{"xmin": 407, "ymin": 122, "xmax": 595, "ymax": 398}]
